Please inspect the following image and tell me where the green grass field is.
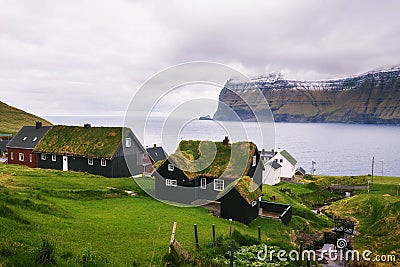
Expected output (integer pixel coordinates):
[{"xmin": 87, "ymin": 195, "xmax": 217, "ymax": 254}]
[
  {"xmin": 0, "ymin": 164, "xmax": 334, "ymax": 266},
  {"xmin": 1, "ymin": 164, "xmax": 399, "ymax": 266}
]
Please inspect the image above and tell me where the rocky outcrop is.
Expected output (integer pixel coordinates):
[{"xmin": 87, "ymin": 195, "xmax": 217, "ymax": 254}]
[{"xmin": 213, "ymin": 67, "xmax": 400, "ymax": 124}]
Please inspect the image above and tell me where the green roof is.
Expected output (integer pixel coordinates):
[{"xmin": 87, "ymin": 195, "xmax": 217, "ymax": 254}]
[
  {"xmin": 34, "ymin": 125, "xmax": 125, "ymax": 158},
  {"xmin": 160, "ymin": 140, "xmax": 256, "ymax": 180},
  {"xmin": 280, "ymin": 150, "xmax": 297, "ymax": 165},
  {"xmin": 218, "ymin": 176, "xmax": 262, "ymax": 204}
]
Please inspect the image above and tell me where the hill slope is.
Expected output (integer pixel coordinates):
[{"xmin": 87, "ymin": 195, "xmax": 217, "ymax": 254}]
[
  {"xmin": 214, "ymin": 66, "xmax": 400, "ymax": 124},
  {"xmin": 0, "ymin": 101, "xmax": 52, "ymax": 134}
]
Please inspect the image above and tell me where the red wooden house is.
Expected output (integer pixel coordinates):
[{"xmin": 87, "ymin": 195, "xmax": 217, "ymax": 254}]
[{"xmin": 6, "ymin": 122, "xmax": 51, "ymax": 168}]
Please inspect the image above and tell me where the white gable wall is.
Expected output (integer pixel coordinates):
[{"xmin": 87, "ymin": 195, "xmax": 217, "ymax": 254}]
[
  {"xmin": 262, "ymin": 162, "xmax": 281, "ymax": 185},
  {"xmin": 272, "ymin": 153, "xmax": 295, "ymax": 179}
]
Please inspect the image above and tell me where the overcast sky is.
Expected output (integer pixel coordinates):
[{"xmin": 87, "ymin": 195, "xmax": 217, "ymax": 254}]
[{"xmin": 1, "ymin": 0, "xmax": 399, "ymax": 117}]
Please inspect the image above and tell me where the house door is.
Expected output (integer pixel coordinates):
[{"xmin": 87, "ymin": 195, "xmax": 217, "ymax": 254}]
[{"xmin": 63, "ymin": 156, "xmax": 68, "ymax": 171}]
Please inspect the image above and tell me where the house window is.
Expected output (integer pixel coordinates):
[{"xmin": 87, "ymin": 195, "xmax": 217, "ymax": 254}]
[
  {"xmin": 29, "ymin": 154, "xmax": 32, "ymax": 163},
  {"xmin": 200, "ymin": 178, "xmax": 207, "ymax": 189},
  {"xmin": 88, "ymin": 158, "xmax": 93, "ymax": 166},
  {"xmin": 101, "ymin": 159, "xmax": 107, "ymax": 167},
  {"xmin": 52, "ymin": 154, "xmax": 57, "ymax": 161},
  {"xmin": 19, "ymin": 153, "xmax": 24, "ymax": 162},
  {"xmin": 168, "ymin": 164, "xmax": 174, "ymax": 171},
  {"xmin": 33, "ymin": 137, "xmax": 37, "ymax": 142},
  {"xmin": 22, "ymin": 136, "xmax": 27, "ymax": 141},
  {"xmin": 166, "ymin": 179, "xmax": 177, "ymax": 187},
  {"xmin": 252, "ymin": 155, "xmax": 257, "ymax": 167},
  {"xmin": 280, "ymin": 159, "xmax": 283, "ymax": 163},
  {"xmin": 10, "ymin": 152, "xmax": 13, "ymax": 160},
  {"xmin": 251, "ymin": 200, "xmax": 257, "ymax": 207},
  {"xmin": 125, "ymin": 138, "xmax": 131, "ymax": 148},
  {"xmin": 41, "ymin": 153, "xmax": 46, "ymax": 160},
  {"xmin": 214, "ymin": 179, "xmax": 224, "ymax": 191}
]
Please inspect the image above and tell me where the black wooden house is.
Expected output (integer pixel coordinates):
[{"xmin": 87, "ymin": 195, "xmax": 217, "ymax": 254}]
[
  {"xmin": 154, "ymin": 139, "xmax": 263, "ymax": 224},
  {"xmin": 34, "ymin": 125, "xmax": 145, "ymax": 178}
]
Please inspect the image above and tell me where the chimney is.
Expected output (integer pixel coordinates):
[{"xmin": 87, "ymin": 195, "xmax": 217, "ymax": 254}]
[
  {"xmin": 84, "ymin": 123, "xmax": 91, "ymax": 128},
  {"xmin": 223, "ymin": 136, "xmax": 230, "ymax": 146},
  {"xmin": 36, "ymin": 121, "xmax": 42, "ymax": 129},
  {"xmin": 153, "ymin": 144, "xmax": 157, "ymax": 149}
]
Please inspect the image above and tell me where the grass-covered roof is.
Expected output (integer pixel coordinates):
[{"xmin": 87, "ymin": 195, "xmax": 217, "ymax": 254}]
[
  {"xmin": 159, "ymin": 140, "xmax": 256, "ymax": 180},
  {"xmin": 280, "ymin": 150, "xmax": 297, "ymax": 165},
  {"xmin": 218, "ymin": 176, "xmax": 262, "ymax": 204},
  {"xmin": 34, "ymin": 125, "xmax": 124, "ymax": 158}
]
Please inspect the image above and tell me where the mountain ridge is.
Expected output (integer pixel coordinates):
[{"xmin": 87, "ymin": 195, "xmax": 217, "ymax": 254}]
[{"xmin": 213, "ymin": 66, "xmax": 400, "ymax": 124}]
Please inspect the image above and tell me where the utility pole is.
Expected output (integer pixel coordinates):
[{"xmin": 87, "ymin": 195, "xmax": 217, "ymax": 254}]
[
  {"xmin": 371, "ymin": 156, "xmax": 374, "ymax": 185},
  {"xmin": 380, "ymin": 159, "xmax": 384, "ymax": 184}
]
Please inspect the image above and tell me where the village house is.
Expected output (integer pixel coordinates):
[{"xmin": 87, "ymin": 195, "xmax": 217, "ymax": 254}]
[
  {"xmin": 262, "ymin": 160, "xmax": 282, "ymax": 185},
  {"xmin": 261, "ymin": 148, "xmax": 297, "ymax": 180},
  {"xmin": 0, "ymin": 140, "xmax": 9, "ymax": 158},
  {"xmin": 142, "ymin": 144, "xmax": 168, "ymax": 174},
  {"xmin": 153, "ymin": 138, "xmax": 264, "ymax": 224},
  {"xmin": 6, "ymin": 122, "xmax": 52, "ymax": 168},
  {"xmin": 33, "ymin": 124, "xmax": 145, "ymax": 178}
]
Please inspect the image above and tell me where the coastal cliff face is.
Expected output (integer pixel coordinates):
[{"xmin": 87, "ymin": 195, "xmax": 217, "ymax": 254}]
[{"xmin": 213, "ymin": 67, "xmax": 400, "ymax": 124}]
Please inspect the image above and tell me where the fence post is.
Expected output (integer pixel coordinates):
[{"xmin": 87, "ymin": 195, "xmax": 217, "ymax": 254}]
[
  {"xmin": 230, "ymin": 240, "xmax": 235, "ymax": 267},
  {"xmin": 307, "ymin": 259, "xmax": 311, "ymax": 267},
  {"xmin": 212, "ymin": 224, "xmax": 216, "ymax": 244},
  {"xmin": 258, "ymin": 226, "xmax": 261, "ymax": 241},
  {"xmin": 300, "ymin": 240, "xmax": 303, "ymax": 255},
  {"xmin": 169, "ymin": 222, "xmax": 177, "ymax": 254},
  {"xmin": 229, "ymin": 219, "xmax": 233, "ymax": 237},
  {"xmin": 194, "ymin": 224, "xmax": 199, "ymax": 249}
]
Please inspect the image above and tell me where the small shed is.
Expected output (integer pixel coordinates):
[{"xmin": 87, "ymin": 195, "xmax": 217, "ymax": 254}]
[
  {"xmin": 295, "ymin": 167, "xmax": 306, "ymax": 178},
  {"xmin": 219, "ymin": 176, "xmax": 262, "ymax": 225}
]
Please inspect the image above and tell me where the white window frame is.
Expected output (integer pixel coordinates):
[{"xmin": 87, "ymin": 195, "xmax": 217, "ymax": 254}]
[
  {"xmin": 200, "ymin": 178, "xmax": 207, "ymax": 189},
  {"xmin": 214, "ymin": 179, "xmax": 224, "ymax": 191},
  {"xmin": 166, "ymin": 179, "xmax": 177, "ymax": 187},
  {"xmin": 52, "ymin": 154, "xmax": 57, "ymax": 162},
  {"xmin": 19, "ymin": 153, "xmax": 24, "ymax": 162},
  {"xmin": 88, "ymin": 158, "xmax": 93, "ymax": 166},
  {"xmin": 29, "ymin": 154, "xmax": 32, "ymax": 163},
  {"xmin": 33, "ymin": 137, "xmax": 37, "ymax": 142},
  {"xmin": 101, "ymin": 158, "xmax": 107, "ymax": 167},
  {"xmin": 22, "ymin": 136, "xmax": 27, "ymax": 141},
  {"xmin": 10, "ymin": 152, "xmax": 13, "ymax": 160},
  {"xmin": 125, "ymin": 137, "xmax": 131, "ymax": 148},
  {"xmin": 251, "ymin": 200, "xmax": 257, "ymax": 207},
  {"xmin": 41, "ymin": 153, "xmax": 46, "ymax": 160},
  {"xmin": 252, "ymin": 155, "xmax": 257, "ymax": 167},
  {"xmin": 168, "ymin": 164, "xmax": 174, "ymax": 171}
]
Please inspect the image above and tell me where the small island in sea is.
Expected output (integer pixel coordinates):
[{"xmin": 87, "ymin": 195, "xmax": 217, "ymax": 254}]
[{"xmin": 199, "ymin": 115, "xmax": 213, "ymax": 120}]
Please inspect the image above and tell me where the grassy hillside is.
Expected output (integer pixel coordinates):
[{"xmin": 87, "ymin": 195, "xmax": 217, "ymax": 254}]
[
  {"xmin": 0, "ymin": 101, "xmax": 52, "ymax": 134},
  {"xmin": 0, "ymin": 164, "xmax": 331, "ymax": 266},
  {"xmin": 326, "ymin": 181, "xmax": 400, "ymax": 257}
]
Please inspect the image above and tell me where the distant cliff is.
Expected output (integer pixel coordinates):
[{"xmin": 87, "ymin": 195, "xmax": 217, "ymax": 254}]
[{"xmin": 213, "ymin": 67, "xmax": 400, "ymax": 124}]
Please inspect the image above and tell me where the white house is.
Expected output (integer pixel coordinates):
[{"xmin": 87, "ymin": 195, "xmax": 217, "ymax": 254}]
[
  {"xmin": 262, "ymin": 160, "xmax": 282, "ymax": 185},
  {"xmin": 260, "ymin": 148, "xmax": 297, "ymax": 181}
]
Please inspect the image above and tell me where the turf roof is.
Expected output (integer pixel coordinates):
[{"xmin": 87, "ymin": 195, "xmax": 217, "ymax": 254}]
[
  {"xmin": 280, "ymin": 150, "xmax": 297, "ymax": 165},
  {"xmin": 218, "ymin": 176, "xmax": 262, "ymax": 204},
  {"xmin": 160, "ymin": 140, "xmax": 256, "ymax": 180},
  {"xmin": 34, "ymin": 125, "xmax": 124, "ymax": 158}
]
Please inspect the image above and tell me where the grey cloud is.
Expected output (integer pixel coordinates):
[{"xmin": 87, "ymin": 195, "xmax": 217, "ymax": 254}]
[{"xmin": 0, "ymin": 0, "xmax": 399, "ymax": 116}]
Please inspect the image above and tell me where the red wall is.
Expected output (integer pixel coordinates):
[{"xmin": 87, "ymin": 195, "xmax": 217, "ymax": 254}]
[{"xmin": 7, "ymin": 148, "xmax": 38, "ymax": 168}]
